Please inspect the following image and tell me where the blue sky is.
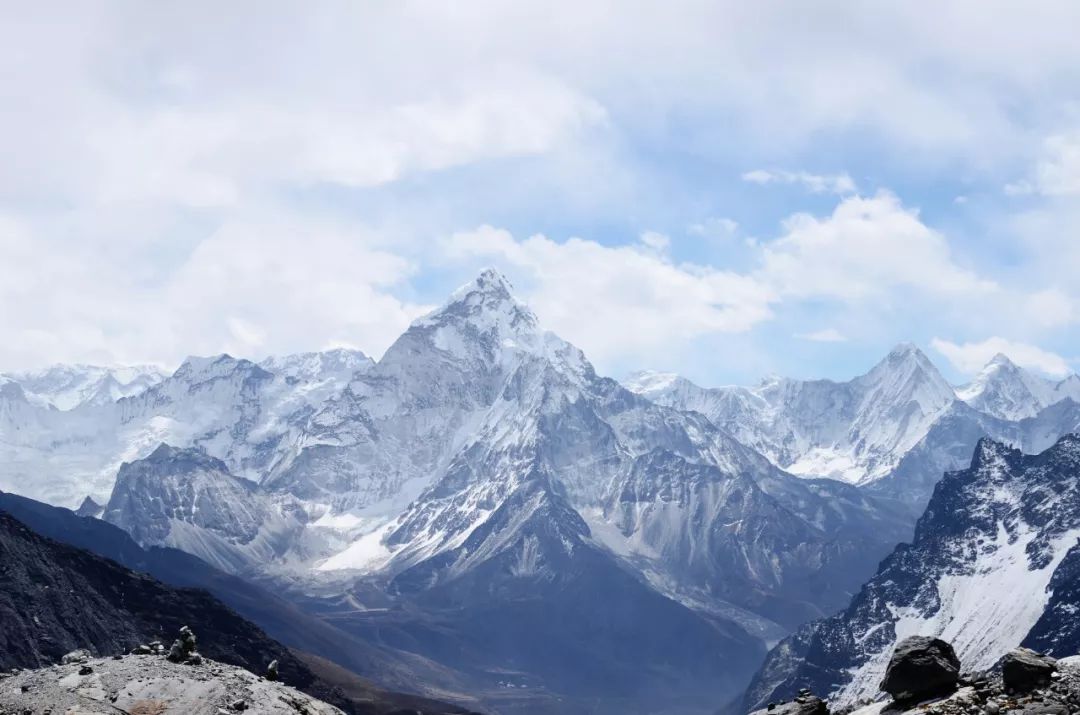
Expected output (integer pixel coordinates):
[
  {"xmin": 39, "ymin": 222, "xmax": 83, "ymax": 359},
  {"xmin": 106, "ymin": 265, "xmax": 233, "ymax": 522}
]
[{"xmin": 3, "ymin": 2, "xmax": 1080, "ymax": 387}]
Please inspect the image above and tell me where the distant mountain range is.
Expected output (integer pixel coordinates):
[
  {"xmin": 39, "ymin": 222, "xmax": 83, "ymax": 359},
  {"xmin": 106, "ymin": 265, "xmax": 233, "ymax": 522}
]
[{"xmin": 3, "ymin": 269, "xmax": 1080, "ymax": 714}]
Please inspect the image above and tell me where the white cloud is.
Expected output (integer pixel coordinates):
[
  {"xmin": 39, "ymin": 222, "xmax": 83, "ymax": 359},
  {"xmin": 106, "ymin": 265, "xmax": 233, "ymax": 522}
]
[
  {"xmin": 795, "ymin": 328, "xmax": 848, "ymax": 343},
  {"xmin": 1008, "ymin": 131, "xmax": 1080, "ymax": 197},
  {"xmin": 5, "ymin": 3, "xmax": 1080, "ymax": 374},
  {"xmin": 440, "ymin": 187, "xmax": 1071, "ymax": 368},
  {"xmin": 742, "ymin": 169, "xmax": 857, "ymax": 195},
  {"xmin": 0, "ymin": 210, "xmax": 431, "ymax": 370},
  {"xmin": 759, "ymin": 191, "xmax": 996, "ymax": 301},
  {"xmin": 931, "ymin": 337, "xmax": 1072, "ymax": 377},
  {"xmin": 444, "ymin": 226, "xmax": 775, "ymax": 364},
  {"xmin": 29, "ymin": 72, "xmax": 607, "ymax": 209}
]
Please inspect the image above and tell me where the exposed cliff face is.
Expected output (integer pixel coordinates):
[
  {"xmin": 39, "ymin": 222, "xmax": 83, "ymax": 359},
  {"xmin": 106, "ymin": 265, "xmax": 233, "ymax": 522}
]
[
  {"xmin": 104, "ymin": 443, "xmax": 305, "ymax": 574},
  {"xmin": 741, "ymin": 434, "xmax": 1080, "ymax": 712}
]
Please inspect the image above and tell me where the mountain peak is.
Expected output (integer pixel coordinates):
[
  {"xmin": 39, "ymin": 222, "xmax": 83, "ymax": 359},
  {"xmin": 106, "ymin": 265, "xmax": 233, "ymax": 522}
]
[
  {"xmin": 969, "ymin": 436, "xmax": 1019, "ymax": 471},
  {"xmin": 883, "ymin": 341, "xmax": 931, "ymax": 365},
  {"xmin": 986, "ymin": 352, "xmax": 1018, "ymax": 370},
  {"xmin": 412, "ymin": 268, "xmax": 539, "ymax": 341},
  {"xmin": 139, "ymin": 442, "xmax": 230, "ymax": 474},
  {"xmin": 956, "ymin": 353, "xmax": 1060, "ymax": 420},
  {"xmin": 470, "ymin": 267, "xmax": 515, "ymax": 296},
  {"xmin": 864, "ymin": 342, "xmax": 948, "ymax": 389}
]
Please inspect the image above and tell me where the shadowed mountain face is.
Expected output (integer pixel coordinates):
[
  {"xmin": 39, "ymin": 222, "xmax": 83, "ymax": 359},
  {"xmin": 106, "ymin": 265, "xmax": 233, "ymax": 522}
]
[
  {"xmin": 0, "ymin": 493, "xmax": 481, "ymax": 714},
  {"xmin": 740, "ymin": 434, "xmax": 1080, "ymax": 713},
  {"xmin": 0, "ymin": 508, "xmax": 321, "ymax": 687}
]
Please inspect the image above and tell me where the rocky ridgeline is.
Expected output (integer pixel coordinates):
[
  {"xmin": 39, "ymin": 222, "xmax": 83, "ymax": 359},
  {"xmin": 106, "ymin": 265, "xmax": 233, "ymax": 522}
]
[
  {"xmin": 0, "ymin": 626, "xmax": 336, "ymax": 715},
  {"xmin": 753, "ymin": 637, "xmax": 1080, "ymax": 715}
]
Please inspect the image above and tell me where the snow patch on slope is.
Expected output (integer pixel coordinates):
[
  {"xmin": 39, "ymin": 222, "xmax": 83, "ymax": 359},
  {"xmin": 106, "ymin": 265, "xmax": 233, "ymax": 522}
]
[{"xmin": 834, "ymin": 522, "xmax": 1080, "ymax": 705}]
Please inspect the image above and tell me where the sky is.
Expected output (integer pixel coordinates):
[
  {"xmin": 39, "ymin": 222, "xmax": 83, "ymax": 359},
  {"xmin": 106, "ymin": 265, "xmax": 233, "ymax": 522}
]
[{"xmin": 3, "ymin": 2, "xmax": 1080, "ymax": 386}]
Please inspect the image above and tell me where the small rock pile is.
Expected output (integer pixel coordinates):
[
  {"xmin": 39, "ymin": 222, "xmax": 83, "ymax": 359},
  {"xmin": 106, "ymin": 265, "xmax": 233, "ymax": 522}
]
[{"xmin": 167, "ymin": 624, "xmax": 203, "ymax": 665}]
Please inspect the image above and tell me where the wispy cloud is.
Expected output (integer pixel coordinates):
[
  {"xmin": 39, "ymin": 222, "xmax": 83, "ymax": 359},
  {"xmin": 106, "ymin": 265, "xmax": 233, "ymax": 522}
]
[
  {"xmin": 688, "ymin": 217, "xmax": 739, "ymax": 240},
  {"xmin": 742, "ymin": 169, "xmax": 857, "ymax": 195},
  {"xmin": 795, "ymin": 328, "xmax": 847, "ymax": 343}
]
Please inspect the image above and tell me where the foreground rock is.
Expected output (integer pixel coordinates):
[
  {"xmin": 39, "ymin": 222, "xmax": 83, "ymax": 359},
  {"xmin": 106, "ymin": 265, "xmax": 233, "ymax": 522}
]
[
  {"xmin": 0, "ymin": 652, "xmax": 344, "ymax": 714},
  {"xmin": 844, "ymin": 653, "xmax": 1080, "ymax": 715},
  {"xmin": 750, "ymin": 688, "xmax": 829, "ymax": 715},
  {"xmin": 880, "ymin": 636, "xmax": 961, "ymax": 702},
  {"xmin": 1003, "ymin": 648, "xmax": 1058, "ymax": 693}
]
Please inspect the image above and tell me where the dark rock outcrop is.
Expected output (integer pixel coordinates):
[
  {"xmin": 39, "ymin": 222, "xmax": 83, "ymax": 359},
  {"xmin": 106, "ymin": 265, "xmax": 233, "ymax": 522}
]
[
  {"xmin": 880, "ymin": 636, "xmax": 960, "ymax": 702},
  {"xmin": 0, "ymin": 509, "xmax": 479, "ymax": 715},
  {"xmin": 0, "ymin": 510, "xmax": 319, "ymax": 685},
  {"xmin": 741, "ymin": 435, "xmax": 1080, "ymax": 711},
  {"xmin": 1002, "ymin": 648, "xmax": 1058, "ymax": 693},
  {"xmin": 750, "ymin": 689, "xmax": 829, "ymax": 715}
]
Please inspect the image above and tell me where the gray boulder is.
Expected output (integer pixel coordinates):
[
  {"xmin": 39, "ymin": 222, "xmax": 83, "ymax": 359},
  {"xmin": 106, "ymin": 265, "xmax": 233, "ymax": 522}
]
[
  {"xmin": 751, "ymin": 691, "xmax": 828, "ymax": 715},
  {"xmin": 1002, "ymin": 648, "xmax": 1057, "ymax": 693},
  {"xmin": 60, "ymin": 649, "xmax": 91, "ymax": 665},
  {"xmin": 880, "ymin": 636, "xmax": 960, "ymax": 702}
]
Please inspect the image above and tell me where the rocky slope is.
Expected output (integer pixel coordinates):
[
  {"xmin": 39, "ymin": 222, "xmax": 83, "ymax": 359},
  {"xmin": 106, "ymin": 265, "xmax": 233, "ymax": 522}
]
[
  {"xmin": 0, "ymin": 509, "xmax": 321, "ymax": 685},
  {"xmin": 0, "ymin": 506, "xmax": 482, "ymax": 714},
  {"xmin": 0, "ymin": 489, "xmax": 481, "ymax": 704},
  {"xmin": 740, "ymin": 434, "xmax": 1080, "ymax": 712},
  {"xmin": 0, "ymin": 651, "xmax": 345, "ymax": 715}
]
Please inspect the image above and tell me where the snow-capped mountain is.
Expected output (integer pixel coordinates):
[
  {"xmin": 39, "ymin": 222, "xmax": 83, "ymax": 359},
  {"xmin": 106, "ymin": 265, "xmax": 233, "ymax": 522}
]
[
  {"xmin": 741, "ymin": 434, "xmax": 1080, "ymax": 711},
  {"xmin": 629, "ymin": 351, "xmax": 1080, "ymax": 516},
  {"xmin": 628, "ymin": 343, "xmax": 958, "ymax": 486},
  {"xmin": 0, "ymin": 363, "xmax": 167, "ymax": 410},
  {"xmin": 307, "ymin": 271, "xmax": 906, "ymax": 624},
  {"xmin": 0, "ymin": 270, "xmax": 920, "ymax": 713},
  {"xmin": 103, "ymin": 443, "xmax": 305, "ymax": 574},
  {"xmin": 259, "ymin": 348, "xmax": 373, "ymax": 383},
  {"xmin": 956, "ymin": 353, "xmax": 1080, "ymax": 421},
  {"xmin": 0, "ymin": 347, "xmax": 377, "ymax": 508},
  {"xmin": 10, "ymin": 269, "xmax": 1080, "ymax": 714}
]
